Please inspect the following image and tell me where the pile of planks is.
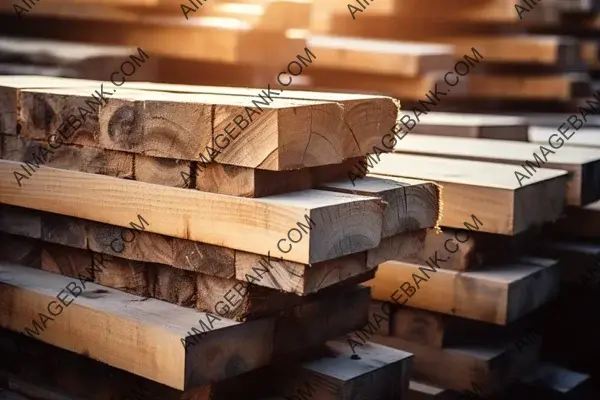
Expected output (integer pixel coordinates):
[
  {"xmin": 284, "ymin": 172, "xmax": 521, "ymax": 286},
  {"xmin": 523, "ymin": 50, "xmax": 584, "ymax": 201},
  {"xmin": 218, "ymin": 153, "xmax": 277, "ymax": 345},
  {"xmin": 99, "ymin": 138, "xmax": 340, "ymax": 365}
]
[
  {"xmin": 359, "ymin": 115, "xmax": 600, "ymax": 397},
  {"xmin": 0, "ymin": 75, "xmax": 445, "ymax": 399}
]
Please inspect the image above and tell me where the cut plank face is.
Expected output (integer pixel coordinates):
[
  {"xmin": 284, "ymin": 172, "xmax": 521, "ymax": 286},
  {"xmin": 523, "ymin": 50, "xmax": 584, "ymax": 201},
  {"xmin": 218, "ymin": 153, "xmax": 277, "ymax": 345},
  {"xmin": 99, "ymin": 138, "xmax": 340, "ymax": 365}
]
[
  {"xmin": 393, "ymin": 134, "xmax": 600, "ymax": 206},
  {"xmin": 0, "ymin": 160, "xmax": 385, "ymax": 264}
]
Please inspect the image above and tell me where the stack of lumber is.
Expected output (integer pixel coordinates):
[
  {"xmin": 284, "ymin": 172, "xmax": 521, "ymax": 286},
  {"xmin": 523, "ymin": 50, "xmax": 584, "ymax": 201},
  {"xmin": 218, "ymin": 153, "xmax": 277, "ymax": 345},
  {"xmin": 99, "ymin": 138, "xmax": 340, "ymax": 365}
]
[
  {"xmin": 0, "ymin": 0, "xmax": 460, "ymax": 100},
  {"xmin": 341, "ymin": 129, "xmax": 600, "ymax": 397},
  {"xmin": 311, "ymin": 0, "xmax": 596, "ymax": 114},
  {"xmin": 0, "ymin": 75, "xmax": 443, "ymax": 399}
]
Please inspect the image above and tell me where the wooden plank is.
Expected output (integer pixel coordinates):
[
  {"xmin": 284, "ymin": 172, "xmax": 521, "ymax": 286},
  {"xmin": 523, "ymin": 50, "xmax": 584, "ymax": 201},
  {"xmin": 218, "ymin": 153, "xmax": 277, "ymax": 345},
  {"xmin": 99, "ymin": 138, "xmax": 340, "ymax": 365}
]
[
  {"xmin": 366, "ymin": 257, "xmax": 561, "ymax": 324},
  {"xmin": 404, "ymin": 112, "xmax": 529, "ymax": 141},
  {"xmin": 372, "ymin": 334, "xmax": 540, "ymax": 396},
  {"xmin": 374, "ymin": 227, "xmax": 529, "ymax": 272},
  {"xmin": 16, "ymin": 84, "xmax": 391, "ymax": 170},
  {"xmin": 393, "ymin": 134, "xmax": 600, "ymax": 206},
  {"xmin": 276, "ymin": 339, "xmax": 413, "ymax": 400},
  {"xmin": 194, "ymin": 158, "xmax": 364, "ymax": 198},
  {"xmin": 529, "ymin": 126, "xmax": 600, "ymax": 148},
  {"xmin": 0, "ymin": 234, "xmax": 41, "ymax": 269},
  {"xmin": 1, "ymin": 135, "xmax": 134, "ymax": 180},
  {"xmin": 408, "ymin": 381, "xmax": 457, "ymax": 400},
  {"xmin": 529, "ymin": 240, "xmax": 600, "ymax": 288},
  {"xmin": 0, "ymin": 262, "xmax": 276, "ymax": 390},
  {"xmin": 133, "ymin": 154, "xmax": 191, "ymax": 188},
  {"xmin": 304, "ymin": 71, "xmax": 465, "ymax": 100},
  {"xmin": 124, "ymin": 80, "xmax": 400, "ymax": 157},
  {"xmin": 439, "ymin": 35, "xmax": 580, "ymax": 67},
  {"xmin": 0, "ymin": 6, "xmax": 304, "ymax": 64},
  {"xmin": 6, "ymin": 233, "xmax": 376, "ymax": 320},
  {"xmin": 520, "ymin": 112, "xmax": 600, "ymax": 127},
  {"xmin": 319, "ymin": 176, "xmax": 440, "ymax": 238},
  {"xmin": 465, "ymin": 74, "xmax": 591, "ymax": 101},
  {"xmin": 545, "ymin": 200, "xmax": 600, "ymax": 240},
  {"xmin": 0, "ymin": 204, "xmax": 373, "ymax": 294},
  {"xmin": 517, "ymin": 363, "xmax": 593, "ymax": 398},
  {"xmin": 366, "ymin": 229, "xmax": 429, "ymax": 269},
  {"xmin": 389, "ymin": 306, "xmax": 540, "ymax": 349},
  {"xmin": 305, "ymin": 35, "xmax": 454, "ymax": 77},
  {"xmin": 0, "ymin": 160, "xmax": 385, "ymax": 264},
  {"xmin": 369, "ymin": 153, "xmax": 568, "ymax": 235}
]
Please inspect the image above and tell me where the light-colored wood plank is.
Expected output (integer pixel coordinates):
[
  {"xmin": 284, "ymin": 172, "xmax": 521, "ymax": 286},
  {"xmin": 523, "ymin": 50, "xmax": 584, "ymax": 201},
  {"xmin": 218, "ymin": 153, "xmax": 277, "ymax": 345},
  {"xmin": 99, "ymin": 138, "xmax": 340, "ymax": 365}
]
[
  {"xmin": 369, "ymin": 153, "xmax": 568, "ymax": 234},
  {"xmin": 125, "ymin": 80, "xmax": 400, "ymax": 158},
  {"xmin": 306, "ymin": 35, "xmax": 454, "ymax": 77},
  {"xmin": 0, "ymin": 262, "xmax": 275, "ymax": 390},
  {"xmin": 408, "ymin": 380, "xmax": 456, "ymax": 400},
  {"xmin": 320, "ymin": 176, "xmax": 440, "ymax": 238},
  {"xmin": 393, "ymin": 134, "xmax": 600, "ymax": 206},
  {"xmin": 405, "ymin": 112, "xmax": 528, "ymax": 141},
  {"xmin": 366, "ymin": 257, "xmax": 560, "ymax": 324},
  {"xmin": 0, "ymin": 160, "xmax": 385, "ymax": 264},
  {"xmin": 529, "ymin": 126, "xmax": 600, "ymax": 148}
]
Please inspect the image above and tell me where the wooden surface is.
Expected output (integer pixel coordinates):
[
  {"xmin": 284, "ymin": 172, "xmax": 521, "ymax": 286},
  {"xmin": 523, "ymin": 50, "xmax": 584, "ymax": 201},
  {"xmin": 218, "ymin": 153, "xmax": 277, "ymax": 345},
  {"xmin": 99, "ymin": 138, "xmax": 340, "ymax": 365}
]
[
  {"xmin": 529, "ymin": 126, "xmax": 600, "ymax": 148},
  {"xmin": 277, "ymin": 339, "xmax": 413, "ymax": 400},
  {"xmin": 0, "ymin": 204, "xmax": 375, "ymax": 294},
  {"xmin": 125, "ymin": 80, "xmax": 400, "ymax": 157},
  {"xmin": 369, "ymin": 153, "xmax": 568, "ymax": 235},
  {"xmin": 320, "ymin": 176, "xmax": 440, "ymax": 238},
  {"xmin": 1, "ymin": 136, "xmax": 135, "ymax": 180},
  {"xmin": 546, "ymin": 200, "xmax": 600, "ymax": 240},
  {"xmin": 464, "ymin": 74, "xmax": 591, "ymax": 101},
  {"xmin": 373, "ymin": 333, "xmax": 540, "ymax": 396},
  {"xmin": 404, "ymin": 112, "xmax": 529, "ymax": 141},
  {"xmin": 366, "ymin": 257, "xmax": 561, "ymax": 324},
  {"xmin": 393, "ymin": 134, "xmax": 600, "ymax": 206},
  {"xmin": 0, "ymin": 262, "xmax": 275, "ymax": 390},
  {"xmin": 0, "ymin": 160, "xmax": 385, "ymax": 264}
]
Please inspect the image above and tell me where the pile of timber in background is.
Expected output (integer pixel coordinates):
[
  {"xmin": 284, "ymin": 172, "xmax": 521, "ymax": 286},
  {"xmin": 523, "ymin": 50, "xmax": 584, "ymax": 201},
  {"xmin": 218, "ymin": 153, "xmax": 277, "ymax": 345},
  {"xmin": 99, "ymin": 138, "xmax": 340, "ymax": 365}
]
[{"xmin": 0, "ymin": 76, "xmax": 442, "ymax": 399}]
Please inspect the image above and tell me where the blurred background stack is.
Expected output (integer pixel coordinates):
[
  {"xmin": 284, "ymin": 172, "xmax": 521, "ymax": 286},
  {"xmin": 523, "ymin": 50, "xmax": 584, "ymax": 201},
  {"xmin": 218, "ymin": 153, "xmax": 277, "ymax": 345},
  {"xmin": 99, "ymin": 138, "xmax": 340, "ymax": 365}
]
[{"xmin": 1, "ymin": 0, "xmax": 600, "ymax": 399}]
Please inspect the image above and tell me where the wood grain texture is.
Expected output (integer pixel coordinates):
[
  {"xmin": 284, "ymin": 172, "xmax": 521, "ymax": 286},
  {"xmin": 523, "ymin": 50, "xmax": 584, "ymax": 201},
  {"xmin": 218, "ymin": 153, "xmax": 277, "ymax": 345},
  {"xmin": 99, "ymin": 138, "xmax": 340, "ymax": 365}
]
[
  {"xmin": 393, "ymin": 134, "xmax": 600, "ymax": 206},
  {"xmin": 1, "ymin": 135, "xmax": 134, "ymax": 179},
  {"xmin": 234, "ymin": 251, "xmax": 369, "ymax": 295},
  {"xmin": 134, "ymin": 154, "xmax": 191, "ymax": 188},
  {"xmin": 366, "ymin": 257, "xmax": 561, "ymax": 324},
  {"xmin": 0, "ymin": 75, "xmax": 96, "ymax": 135},
  {"xmin": 0, "ymin": 204, "xmax": 373, "ymax": 294},
  {"xmin": 369, "ymin": 153, "xmax": 568, "ymax": 234},
  {"xmin": 372, "ymin": 334, "xmax": 540, "ymax": 396},
  {"xmin": 40, "ymin": 244, "xmax": 93, "ymax": 281},
  {"xmin": 366, "ymin": 229, "xmax": 428, "ymax": 269},
  {"xmin": 0, "ymin": 234, "xmax": 41, "ymax": 269},
  {"xmin": 0, "ymin": 160, "xmax": 385, "ymax": 264},
  {"xmin": 125, "ymin": 81, "xmax": 399, "ymax": 158},
  {"xmin": 17, "ymin": 84, "xmax": 373, "ymax": 170},
  {"xmin": 394, "ymin": 228, "xmax": 532, "ymax": 272},
  {"xmin": 320, "ymin": 176, "xmax": 440, "ymax": 238},
  {"xmin": 0, "ymin": 263, "xmax": 275, "ymax": 390},
  {"xmin": 406, "ymin": 112, "xmax": 528, "ymax": 141},
  {"xmin": 193, "ymin": 158, "xmax": 365, "ymax": 198}
]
